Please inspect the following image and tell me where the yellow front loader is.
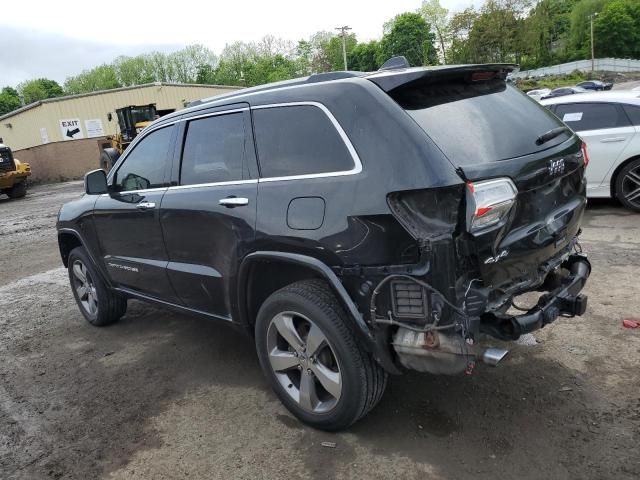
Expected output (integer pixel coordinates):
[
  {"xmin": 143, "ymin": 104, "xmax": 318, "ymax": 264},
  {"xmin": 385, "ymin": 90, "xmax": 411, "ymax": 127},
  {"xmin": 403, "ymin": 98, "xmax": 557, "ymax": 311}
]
[
  {"xmin": 100, "ymin": 104, "xmax": 158, "ymax": 170},
  {"xmin": 0, "ymin": 143, "xmax": 30, "ymax": 199}
]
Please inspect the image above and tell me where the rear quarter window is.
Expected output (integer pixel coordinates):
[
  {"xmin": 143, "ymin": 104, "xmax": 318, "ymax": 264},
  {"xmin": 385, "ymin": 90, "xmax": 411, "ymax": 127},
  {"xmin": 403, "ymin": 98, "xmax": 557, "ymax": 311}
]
[
  {"xmin": 390, "ymin": 80, "xmax": 568, "ymax": 165},
  {"xmin": 622, "ymin": 104, "xmax": 640, "ymax": 126},
  {"xmin": 252, "ymin": 105, "xmax": 355, "ymax": 178}
]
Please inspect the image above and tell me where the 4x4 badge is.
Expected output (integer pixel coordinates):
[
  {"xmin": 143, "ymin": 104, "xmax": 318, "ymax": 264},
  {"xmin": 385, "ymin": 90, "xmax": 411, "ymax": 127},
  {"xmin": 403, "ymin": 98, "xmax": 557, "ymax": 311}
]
[
  {"xmin": 484, "ymin": 249, "xmax": 509, "ymax": 264},
  {"xmin": 548, "ymin": 158, "xmax": 565, "ymax": 176}
]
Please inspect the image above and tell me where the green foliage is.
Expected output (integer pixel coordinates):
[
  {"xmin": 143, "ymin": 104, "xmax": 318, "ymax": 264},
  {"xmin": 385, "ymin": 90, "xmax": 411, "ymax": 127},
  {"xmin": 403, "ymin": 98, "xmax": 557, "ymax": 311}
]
[
  {"xmin": 349, "ymin": 41, "xmax": 382, "ymax": 71},
  {"xmin": 594, "ymin": 0, "xmax": 640, "ymax": 57},
  {"xmin": 7, "ymin": 0, "xmax": 640, "ymax": 100},
  {"xmin": 568, "ymin": 0, "xmax": 607, "ymax": 58},
  {"xmin": 0, "ymin": 87, "xmax": 21, "ymax": 116},
  {"xmin": 17, "ymin": 78, "xmax": 64, "ymax": 104},
  {"xmin": 515, "ymin": 69, "xmax": 588, "ymax": 90},
  {"xmin": 379, "ymin": 12, "xmax": 438, "ymax": 67},
  {"xmin": 420, "ymin": 0, "xmax": 450, "ymax": 62},
  {"xmin": 64, "ymin": 64, "xmax": 121, "ymax": 94},
  {"xmin": 63, "ymin": 45, "xmax": 217, "ymax": 94}
]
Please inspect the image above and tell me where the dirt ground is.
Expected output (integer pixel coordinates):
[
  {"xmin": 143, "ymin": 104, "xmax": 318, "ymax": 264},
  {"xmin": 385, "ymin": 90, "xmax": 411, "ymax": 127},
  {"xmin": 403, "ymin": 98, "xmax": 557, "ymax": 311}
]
[{"xmin": 1, "ymin": 181, "xmax": 638, "ymax": 480}]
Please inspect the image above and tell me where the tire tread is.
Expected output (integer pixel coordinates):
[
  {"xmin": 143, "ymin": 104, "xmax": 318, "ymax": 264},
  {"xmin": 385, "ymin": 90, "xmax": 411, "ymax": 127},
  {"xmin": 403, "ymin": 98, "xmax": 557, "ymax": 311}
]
[{"xmin": 260, "ymin": 279, "xmax": 387, "ymax": 429}]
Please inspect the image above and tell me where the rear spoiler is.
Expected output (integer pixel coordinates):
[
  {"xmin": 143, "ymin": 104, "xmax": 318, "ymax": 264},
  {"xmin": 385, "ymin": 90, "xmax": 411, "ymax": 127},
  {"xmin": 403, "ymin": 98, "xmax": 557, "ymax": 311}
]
[{"xmin": 366, "ymin": 64, "xmax": 518, "ymax": 92}]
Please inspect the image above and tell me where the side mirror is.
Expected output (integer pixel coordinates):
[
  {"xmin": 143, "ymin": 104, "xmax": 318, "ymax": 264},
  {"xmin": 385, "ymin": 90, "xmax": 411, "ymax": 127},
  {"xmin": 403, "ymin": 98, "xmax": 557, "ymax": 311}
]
[{"xmin": 85, "ymin": 169, "xmax": 109, "ymax": 195}]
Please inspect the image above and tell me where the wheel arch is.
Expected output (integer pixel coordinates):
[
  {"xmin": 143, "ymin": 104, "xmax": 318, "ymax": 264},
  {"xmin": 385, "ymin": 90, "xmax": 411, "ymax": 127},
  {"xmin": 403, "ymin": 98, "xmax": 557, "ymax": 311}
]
[
  {"xmin": 610, "ymin": 154, "xmax": 640, "ymax": 198},
  {"xmin": 58, "ymin": 229, "xmax": 84, "ymax": 267},
  {"xmin": 236, "ymin": 252, "xmax": 373, "ymax": 346},
  {"xmin": 57, "ymin": 228, "xmax": 112, "ymax": 288}
]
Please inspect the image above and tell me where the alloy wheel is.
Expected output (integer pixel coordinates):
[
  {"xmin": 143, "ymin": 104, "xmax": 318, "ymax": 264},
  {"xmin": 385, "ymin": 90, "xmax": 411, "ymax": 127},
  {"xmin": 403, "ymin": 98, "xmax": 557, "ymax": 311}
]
[
  {"xmin": 72, "ymin": 260, "xmax": 98, "ymax": 316},
  {"xmin": 266, "ymin": 311, "xmax": 342, "ymax": 414},
  {"xmin": 622, "ymin": 165, "xmax": 640, "ymax": 208}
]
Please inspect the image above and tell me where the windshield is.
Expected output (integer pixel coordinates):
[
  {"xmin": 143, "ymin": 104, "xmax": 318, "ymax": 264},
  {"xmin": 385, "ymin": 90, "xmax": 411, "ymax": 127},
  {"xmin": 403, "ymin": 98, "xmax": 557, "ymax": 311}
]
[
  {"xmin": 131, "ymin": 106, "xmax": 156, "ymax": 124},
  {"xmin": 390, "ymin": 80, "xmax": 569, "ymax": 165}
]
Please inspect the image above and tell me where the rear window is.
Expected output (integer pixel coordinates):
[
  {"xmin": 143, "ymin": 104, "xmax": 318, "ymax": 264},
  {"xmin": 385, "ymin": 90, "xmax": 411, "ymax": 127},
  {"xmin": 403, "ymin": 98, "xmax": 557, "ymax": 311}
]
[{"xmin": 390, "ymin": 80, "xmax": 568, "ymax": 165}]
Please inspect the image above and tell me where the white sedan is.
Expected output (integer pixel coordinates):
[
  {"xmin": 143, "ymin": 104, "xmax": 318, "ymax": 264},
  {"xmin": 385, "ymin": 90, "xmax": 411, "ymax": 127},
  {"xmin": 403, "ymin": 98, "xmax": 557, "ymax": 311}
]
[
  {"xmin": 526, "ymin": 88, "xmax": 551, "ymax": 101},
  {"xmin": 541, "ymin": 91, "xmax": 640, "ymax": 211}
]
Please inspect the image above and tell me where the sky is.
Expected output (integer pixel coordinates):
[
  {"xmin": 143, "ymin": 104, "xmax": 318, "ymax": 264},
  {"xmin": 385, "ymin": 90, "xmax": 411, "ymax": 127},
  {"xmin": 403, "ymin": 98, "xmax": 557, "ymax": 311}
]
[{"xmin": 0, "ymin": 0, "xmax": 483, "ymax": 87}]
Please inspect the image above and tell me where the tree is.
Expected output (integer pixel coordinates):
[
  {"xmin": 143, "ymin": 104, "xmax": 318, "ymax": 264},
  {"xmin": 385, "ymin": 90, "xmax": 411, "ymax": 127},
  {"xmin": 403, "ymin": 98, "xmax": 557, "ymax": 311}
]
[
  {"xmin": 169, "ymin": 44, "xmax": 217, "ymax": 83},
  {"xmin": 421, "ymin": 0, "xmax": 450, "ymax": 62},
  {"xmin": 447, "ymin": 7, "xmax": 479, "ymax": 63},
  {"xmin": 379, "ymin": 12, "xmax": 438, "ymax": 67},
  {"xmin": 17, "ymin": 78, "xmax": 64, "ymax": 104},
  {"xmin": 349, "ymin": 41, "xmax": 382, "ymax": 71},
  {"xmin": 593, "ymin": 0, "xmax": 640, "ymax": 58},
  {"xmin": 114, "ymin": 55, "xmax": 156, "ymax": 86},
  {"xmin": 64, "ymin": 65, "xmax": 121, "ymax": 94},
  {"xmin": 568, "ymin": 0, "xmax": 607, "ymax": 59},
  {"xmin": 0, "ymin": 87, "xmax": 21, "ymax": 116}
]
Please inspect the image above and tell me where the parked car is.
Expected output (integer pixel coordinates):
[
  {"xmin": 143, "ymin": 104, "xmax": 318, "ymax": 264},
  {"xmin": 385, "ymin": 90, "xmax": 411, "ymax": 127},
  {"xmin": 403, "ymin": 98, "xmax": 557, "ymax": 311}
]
[
  {"xmin": 542, "ymin": 91, "xmax": 640, "ymax": 211},
  {"xmin": 576, "ymin": 80, "xmax": 613, "ymax": 91},
  {"xmin": 57, "ymin": 60, "xmax": 591, "ymax": 430},
  {"xmin": 526, "ymin": 88, "xmax": 551, "ymax": 101},
  {"xmin": 541, "ymin": 86, "xmax": 590, "ymax": 100}
]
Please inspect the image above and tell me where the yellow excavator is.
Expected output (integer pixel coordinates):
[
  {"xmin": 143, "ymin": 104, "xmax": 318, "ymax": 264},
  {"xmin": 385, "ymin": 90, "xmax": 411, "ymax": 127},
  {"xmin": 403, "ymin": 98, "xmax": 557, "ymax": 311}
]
[
  {"xmin": 99, "ymin": 104, "xmax": 158, "ymax": 170},
  {"xmin": 0, "ymin": 143, "xmax": 31, "ymax": 199}
]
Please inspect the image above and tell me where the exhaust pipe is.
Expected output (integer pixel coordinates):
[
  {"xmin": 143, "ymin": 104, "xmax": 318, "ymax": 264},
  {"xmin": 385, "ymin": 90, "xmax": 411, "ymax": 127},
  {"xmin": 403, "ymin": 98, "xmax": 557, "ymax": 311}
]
[{"xmin": 481, "ymin": 348, "xmax": 509, "ymax": 366}]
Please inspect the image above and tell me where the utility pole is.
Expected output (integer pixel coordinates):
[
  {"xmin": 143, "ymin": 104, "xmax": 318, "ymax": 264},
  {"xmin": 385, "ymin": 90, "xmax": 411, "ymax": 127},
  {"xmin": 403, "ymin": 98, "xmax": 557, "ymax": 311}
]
[
  {"xmin": 589, "ymin": 13, "xmax": 598, "ymax": 73},
  {"xmin": 335, "ymin": 25, "xmax": 352, "ymax": 70}
]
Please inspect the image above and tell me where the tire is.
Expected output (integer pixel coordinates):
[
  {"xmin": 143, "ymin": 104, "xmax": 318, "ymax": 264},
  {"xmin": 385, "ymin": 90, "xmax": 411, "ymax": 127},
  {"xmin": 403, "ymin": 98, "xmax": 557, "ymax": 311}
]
[
  {"xmin": 67, "ymin": 247, "xmax": 127, "ymax": 326},
  {"xmin": 255, "ymin": 279, "xmax": 387, "ymax": 431},
  {"xmin": 100, "ymin": 148, "xmax": 120, "ymax": 171},
  {"xmin": 614, "ymin": 158, "xmax": 640, "ymax": 212},
  {"xmin": 6, "ymin": 181, "xmax": 27, "ymax": 199}
]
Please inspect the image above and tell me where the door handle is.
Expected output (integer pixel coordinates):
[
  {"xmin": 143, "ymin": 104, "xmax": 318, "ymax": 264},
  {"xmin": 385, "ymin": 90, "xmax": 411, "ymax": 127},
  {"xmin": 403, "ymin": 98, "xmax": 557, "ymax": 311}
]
[
  {"xmin": 600, "ymin": 137, "xmax": 626, "ymax": 143},
  {"xmin": 219, "ymin": 197, "xmax": 249, "ymax": 207},
  {"xmin": 136, "ymin": 201, "xmax": 156, "ymax": 210}
]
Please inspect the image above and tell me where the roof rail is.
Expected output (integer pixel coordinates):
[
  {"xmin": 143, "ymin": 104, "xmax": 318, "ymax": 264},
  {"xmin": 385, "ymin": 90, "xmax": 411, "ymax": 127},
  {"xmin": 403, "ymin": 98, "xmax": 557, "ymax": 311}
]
[
  {"xmin": 379, "ymin": 56, "xmax": 410, "ymax": 71},
  {"xmin": 306, "ymin": 71, "xmax": 362, "ymax": 83}
]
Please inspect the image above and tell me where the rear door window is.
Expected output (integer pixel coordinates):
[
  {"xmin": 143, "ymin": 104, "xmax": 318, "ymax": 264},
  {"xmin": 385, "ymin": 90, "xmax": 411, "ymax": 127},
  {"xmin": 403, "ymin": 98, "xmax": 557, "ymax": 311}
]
[
  {"xmin": 555, "ymin": 103, "xmax": 631, "ymax": 131},
  {"xmin": 180, "ymin": 112, "xmax": 246, "ymax": 185},
  {"xmin": 252, "ymin": 105, "xmax": 355, "ymax": 178},
  {"xmin": 390, "ymin": 81, "xmax": 568, "ymax": 165}
]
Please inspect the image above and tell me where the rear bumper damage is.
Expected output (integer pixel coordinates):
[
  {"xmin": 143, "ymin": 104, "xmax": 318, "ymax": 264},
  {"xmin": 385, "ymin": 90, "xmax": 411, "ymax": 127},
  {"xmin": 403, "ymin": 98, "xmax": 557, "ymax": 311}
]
[
  {"xmin": 479, "ymin": 254, "xmax": 591, "ymax": 341},
  {"xmin": 367, "ymin": 253, "xmax": 591, "ymax": 375}
]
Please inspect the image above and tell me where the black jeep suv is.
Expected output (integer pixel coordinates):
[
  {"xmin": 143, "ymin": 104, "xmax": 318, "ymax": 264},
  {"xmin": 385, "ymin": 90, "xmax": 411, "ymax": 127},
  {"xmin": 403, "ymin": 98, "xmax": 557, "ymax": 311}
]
[{"xmin": 57, "ymin": 60, "xmax": 591, "ymax": 430}]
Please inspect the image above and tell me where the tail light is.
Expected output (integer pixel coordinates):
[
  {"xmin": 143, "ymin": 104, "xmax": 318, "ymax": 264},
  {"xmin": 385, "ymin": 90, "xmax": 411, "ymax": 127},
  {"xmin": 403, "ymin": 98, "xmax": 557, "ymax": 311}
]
[
  {"xmin": 466, "ymin": 178, "xmax": 517, "ymax": 233},
  {"xmin": 581, "ymin": 142, "xmax": 589, "ymax": 167}
]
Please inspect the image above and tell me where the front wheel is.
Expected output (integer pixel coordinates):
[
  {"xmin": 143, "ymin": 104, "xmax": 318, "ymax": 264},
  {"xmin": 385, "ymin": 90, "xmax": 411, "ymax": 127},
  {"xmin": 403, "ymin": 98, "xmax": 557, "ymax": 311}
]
[
  {"xmin": 6, "ymin": 181, "xmax": 27, "ymax": 199},
  {"xmin": 67, "ymin": 247, "xmax": 127, "ymax": 326},
  {"xmin": 615, "ymin": 158, "xmax": 640, "ymax": 212},
  {"xmin": 255, "ymin": 279, "xmax": 387, "ymax": 431}
]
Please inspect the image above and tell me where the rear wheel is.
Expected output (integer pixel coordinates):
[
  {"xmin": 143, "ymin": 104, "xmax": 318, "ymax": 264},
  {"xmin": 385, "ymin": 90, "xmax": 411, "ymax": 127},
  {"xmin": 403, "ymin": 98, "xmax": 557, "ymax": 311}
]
[
  {"xmin": 6, "ymin": 181, "xmax": 26, "ymax": 199},
  {"xmin": 68, "ymin": 247, "xmax": 127, "ymax": 326},
  {"xmin": 615, "ymin": 158, "xmax": 640, "ymax": 212},
  {"xmin": 255, "ymin": 279, "xmax": 387, "ymax": 431}
]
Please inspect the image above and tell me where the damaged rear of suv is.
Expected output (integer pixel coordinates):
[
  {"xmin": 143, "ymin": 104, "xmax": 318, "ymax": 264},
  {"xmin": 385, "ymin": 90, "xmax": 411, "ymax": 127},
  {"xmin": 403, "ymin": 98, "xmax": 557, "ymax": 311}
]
[{"xmin": 57, "ymin": 59, "xmax": 590, "ymax": 430}]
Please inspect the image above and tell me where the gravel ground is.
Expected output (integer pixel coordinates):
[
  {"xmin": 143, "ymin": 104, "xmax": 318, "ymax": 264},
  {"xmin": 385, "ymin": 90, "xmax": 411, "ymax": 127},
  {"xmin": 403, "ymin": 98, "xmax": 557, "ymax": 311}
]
[{"xmin": 0, "ymin": 182, "xmax": 638, "ymax": 480}]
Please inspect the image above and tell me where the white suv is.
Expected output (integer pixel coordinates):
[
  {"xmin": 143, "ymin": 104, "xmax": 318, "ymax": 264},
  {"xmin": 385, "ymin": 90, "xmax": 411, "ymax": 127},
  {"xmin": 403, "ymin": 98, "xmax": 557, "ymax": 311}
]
[{"xmin": 542, "ymin": 92, "xmax": 640, "ymax": 211}]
